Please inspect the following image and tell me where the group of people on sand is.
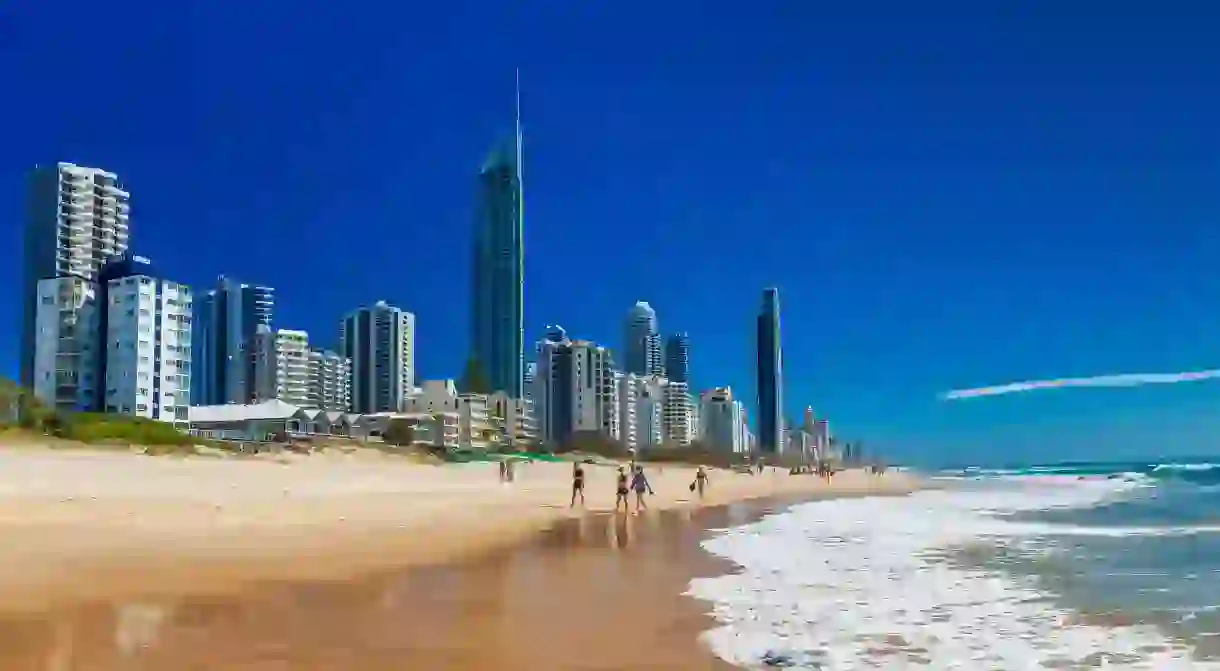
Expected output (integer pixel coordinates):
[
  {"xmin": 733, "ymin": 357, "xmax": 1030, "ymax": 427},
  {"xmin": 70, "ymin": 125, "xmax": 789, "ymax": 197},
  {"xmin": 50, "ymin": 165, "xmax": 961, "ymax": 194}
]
[
  {"xmin": 788, "ymin": 462, "xmax": 836, "ymax": 480},
  {"xmin": 569, "ymin": 461, "xmax": 710, "ymax": 513}
]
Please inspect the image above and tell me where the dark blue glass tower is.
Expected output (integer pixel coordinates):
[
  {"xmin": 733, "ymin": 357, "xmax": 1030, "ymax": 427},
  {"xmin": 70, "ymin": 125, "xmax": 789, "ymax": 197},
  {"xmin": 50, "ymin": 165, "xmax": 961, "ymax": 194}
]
[
  {"xmin": 665, "ymin": 332, "xmax": 690, "ymax": 384},
  {"xmin": 192, "ymin": 276, "xmax": 274, "ymax": 405},
  {"xmin": 755, "ymin": 288, "xmax": 784, "ymax": 454},
  {"xmin": 471, "ymin": 78, "xmax": 526, "ymax": 397}
]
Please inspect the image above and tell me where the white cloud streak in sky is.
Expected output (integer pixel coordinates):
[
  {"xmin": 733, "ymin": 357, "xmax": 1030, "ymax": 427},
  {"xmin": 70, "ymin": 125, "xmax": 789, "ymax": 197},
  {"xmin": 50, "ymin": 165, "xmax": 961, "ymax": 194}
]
[{"xmin": 942, "ymin": 369, "xmax": 1220, "ymax": 400}]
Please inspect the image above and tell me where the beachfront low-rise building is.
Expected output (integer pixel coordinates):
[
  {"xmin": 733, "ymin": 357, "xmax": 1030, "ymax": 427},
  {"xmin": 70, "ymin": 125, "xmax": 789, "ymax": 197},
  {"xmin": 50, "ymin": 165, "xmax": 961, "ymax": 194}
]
[
  {"xmin": 187, "ymin": 399, "xmax": 457, "ymax": 448},
  {"xmin": 489, "ymin": 391, "xmax": 539, "ymax": 448},
  {"xmin": 404, "ymin": 379, "xmax": 500, "ymax": 450}
]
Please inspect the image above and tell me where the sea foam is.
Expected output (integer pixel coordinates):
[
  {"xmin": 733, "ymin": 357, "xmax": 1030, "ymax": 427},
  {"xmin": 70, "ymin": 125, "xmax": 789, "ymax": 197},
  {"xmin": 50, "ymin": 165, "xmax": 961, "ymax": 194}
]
[{"xmin": 687, "ymin": 477, "xmax": 1220, "ymax": 670}]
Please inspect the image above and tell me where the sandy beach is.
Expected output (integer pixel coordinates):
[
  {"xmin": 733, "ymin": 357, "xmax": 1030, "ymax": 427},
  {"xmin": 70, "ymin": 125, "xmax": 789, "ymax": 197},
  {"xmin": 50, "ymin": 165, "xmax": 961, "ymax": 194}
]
[{"xmin": 0, "ymin": 445, "xmax": 920, "ymax": 669}]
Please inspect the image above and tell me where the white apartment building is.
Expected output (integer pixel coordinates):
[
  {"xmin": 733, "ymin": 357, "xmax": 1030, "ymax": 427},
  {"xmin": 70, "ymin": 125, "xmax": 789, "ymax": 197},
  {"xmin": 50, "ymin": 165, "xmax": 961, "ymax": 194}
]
[
  {"xmin": 32, "ymin": 277, "xmax": 100, "ymax": 412},
  {"xmin": 699, "ymin": 386, "xmax": 748, "ymax": 453},
  {"xmin": 617, "ymin": 373, "xmax": 666, "ymax": 451},
  {"xmin": 535, "ymin": 338, "xmax": 618, "ymax": 447},
  {"xmin": 615, "ymin": 373, "xmax": 636, "ymax": 448},
  {"xmin": 22, "ymin": 163, "xmax": 130, "ymax": 391},
  {"xmin": 101, "ymin": 264, "xmax": 192, "ymax": 424},
  {"xmin": 489, "ymin": 391, "xmax": 539, "ymax": 448},
  {"xmin": 307, "ymin": 348, "xmax": 351, "ymax": 412},
  {"xmin": 253, "ymin": 326, "xmax": 311, "ymax": 407},
  {"xmin": 663, "ymin": 381, "xmax": 694, "ymax": 447},
  {"xmin": 340, "ymin": 301, "xmax": 415, "ymax": 413},
  {"xmin": 404, "ymin": 380, "xmax": 498, "ymax": 450}
]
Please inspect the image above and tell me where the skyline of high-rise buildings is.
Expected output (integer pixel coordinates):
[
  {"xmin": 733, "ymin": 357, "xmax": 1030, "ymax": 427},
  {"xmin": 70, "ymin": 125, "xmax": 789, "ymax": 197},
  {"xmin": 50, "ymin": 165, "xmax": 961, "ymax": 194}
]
[
  {"xmin": 469, "ymin": 80, "xmax": 526, "ymax": 398},
  {"xmin": 15, "ymin": 150, "xmax": 826, "ymax": 455},
  {"xmin": 756, "ymin": 287, "xmax": 785, "ymax": 454}
]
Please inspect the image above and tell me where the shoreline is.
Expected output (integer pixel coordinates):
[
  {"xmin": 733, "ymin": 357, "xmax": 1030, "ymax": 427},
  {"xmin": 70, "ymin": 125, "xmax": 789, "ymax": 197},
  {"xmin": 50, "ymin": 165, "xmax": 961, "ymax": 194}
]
[{"xmin": 0, "ymin": 447, "xmax": 921, "ymax": 624}]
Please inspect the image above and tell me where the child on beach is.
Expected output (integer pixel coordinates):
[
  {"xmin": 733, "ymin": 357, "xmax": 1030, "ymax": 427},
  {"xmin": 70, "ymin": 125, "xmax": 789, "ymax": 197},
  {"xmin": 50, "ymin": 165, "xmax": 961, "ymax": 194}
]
[
  {"xmin": 630, "ymin": 465, "xmax": 653, "ymax": 513},
  {"xmin": 614, "ymin": 467, "xmax": 630, "ymax": 512},
  {"xmin": 571, "ymin": 462, "xmax": 586, "ymax": 507}
]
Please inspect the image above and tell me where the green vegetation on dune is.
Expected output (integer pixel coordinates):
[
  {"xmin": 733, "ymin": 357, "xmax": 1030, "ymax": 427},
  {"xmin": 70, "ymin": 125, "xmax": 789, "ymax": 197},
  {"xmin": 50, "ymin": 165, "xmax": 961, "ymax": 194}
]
[
  {"xmin": 47, "ymin": 412, "xmax": 195, "ymax": 446},
  {"xmin": 1, "ymin": 376, "xmax": 197, "ymax": 452}
]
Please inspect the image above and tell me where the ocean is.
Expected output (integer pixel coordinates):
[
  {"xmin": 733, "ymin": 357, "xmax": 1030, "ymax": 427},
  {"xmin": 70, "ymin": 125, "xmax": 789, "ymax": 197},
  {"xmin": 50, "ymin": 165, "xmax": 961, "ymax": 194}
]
[{"xmin": 687, "ymin": 460, "xmax": 1220, "ymax": 670}]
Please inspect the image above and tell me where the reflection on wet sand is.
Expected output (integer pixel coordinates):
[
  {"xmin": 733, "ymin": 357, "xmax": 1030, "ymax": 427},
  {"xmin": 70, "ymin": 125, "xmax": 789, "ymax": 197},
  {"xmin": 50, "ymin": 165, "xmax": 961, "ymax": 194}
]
[{"xmin": 0, "ymin": 503, "xmax": 786, "ymax": 670}]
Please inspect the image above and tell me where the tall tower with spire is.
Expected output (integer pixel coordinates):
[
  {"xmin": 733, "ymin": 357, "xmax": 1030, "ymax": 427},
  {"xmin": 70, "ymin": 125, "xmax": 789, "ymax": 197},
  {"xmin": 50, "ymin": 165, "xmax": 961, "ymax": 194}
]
[{"xmin": 469, "ymin": 73, "xmax": 526, "ymax": 397}]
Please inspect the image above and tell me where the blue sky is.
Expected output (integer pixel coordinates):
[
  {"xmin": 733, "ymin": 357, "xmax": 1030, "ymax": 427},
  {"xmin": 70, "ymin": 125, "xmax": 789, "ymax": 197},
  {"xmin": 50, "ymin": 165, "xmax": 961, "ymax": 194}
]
[{"xmin": 3, "ymin": 1, "xmax": 1219, "ymax": 466}]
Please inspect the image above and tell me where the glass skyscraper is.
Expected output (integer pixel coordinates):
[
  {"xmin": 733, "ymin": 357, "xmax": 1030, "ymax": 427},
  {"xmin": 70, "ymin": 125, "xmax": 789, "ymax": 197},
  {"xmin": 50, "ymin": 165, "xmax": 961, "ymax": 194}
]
[
  {"xmin": 623, "ymin": 301, "xmax": 663, "ymax": 376},
  {"xmin": 755, "ymin": 287, "xmax": 784, "ymax": 454},
  {"xmin": 470, "ymin": 83, "xmax": 526, "ymax": 398},
  {"xmin": 664, "ymin": 332, "xmax": 690, "ymax": 384},
  {"xmin": 192, "ymin": 276, "xmax": 274, "ymax": 406}
]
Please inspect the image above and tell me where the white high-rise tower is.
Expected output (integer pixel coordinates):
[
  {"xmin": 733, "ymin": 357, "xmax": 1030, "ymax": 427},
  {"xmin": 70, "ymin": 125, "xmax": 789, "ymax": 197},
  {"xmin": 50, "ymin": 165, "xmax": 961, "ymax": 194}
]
[{"xmin": 22, "ymin": 163, "xmax": 131, "ymax": 405}]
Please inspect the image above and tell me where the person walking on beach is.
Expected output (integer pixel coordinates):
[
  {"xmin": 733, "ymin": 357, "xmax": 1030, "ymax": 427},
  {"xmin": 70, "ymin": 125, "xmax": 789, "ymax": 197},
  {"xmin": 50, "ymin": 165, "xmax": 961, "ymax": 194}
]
[
  {"xmin": 570, "ymin": 461, "xmax": 586, "ymax": 507},
  {"xmin": 614, "ymin": 467, "xmax": 630, "ymax": 512},
  {"xmin": 693, "ymin": 466, "xmax": 709, "ymax": 499},
  {"xmin": 630, "ymin": 465, "xmax": 654, "ymax": 513}
]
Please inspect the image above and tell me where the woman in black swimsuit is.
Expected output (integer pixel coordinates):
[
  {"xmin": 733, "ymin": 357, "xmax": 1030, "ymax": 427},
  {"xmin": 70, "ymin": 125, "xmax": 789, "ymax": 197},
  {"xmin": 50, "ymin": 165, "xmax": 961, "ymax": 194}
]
[
  {"xmin": 571, "ymin": 462, "xmax": 586, "ymax": 507},
  {"xmin": 614, "ymin": 467, "xmax": 629, "ymax": 512}
]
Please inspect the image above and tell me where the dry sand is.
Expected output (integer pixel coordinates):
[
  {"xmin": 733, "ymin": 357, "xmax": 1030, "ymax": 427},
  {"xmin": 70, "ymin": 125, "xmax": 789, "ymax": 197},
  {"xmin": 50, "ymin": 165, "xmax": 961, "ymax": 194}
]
[
  {"xmin": 0, "ymin": 445, "xmax": 920, "ymax": 669},
  {"xmin": 0, "ymin": 446, "xmax": 917, "ymax": 612}
]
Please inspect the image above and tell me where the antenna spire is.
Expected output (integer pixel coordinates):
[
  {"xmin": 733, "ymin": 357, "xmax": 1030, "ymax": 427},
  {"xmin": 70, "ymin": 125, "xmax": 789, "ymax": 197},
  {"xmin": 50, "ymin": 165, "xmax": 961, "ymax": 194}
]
[{"xmin": 514, "ymin": 68, "xmax": 523, "ymax": 178}]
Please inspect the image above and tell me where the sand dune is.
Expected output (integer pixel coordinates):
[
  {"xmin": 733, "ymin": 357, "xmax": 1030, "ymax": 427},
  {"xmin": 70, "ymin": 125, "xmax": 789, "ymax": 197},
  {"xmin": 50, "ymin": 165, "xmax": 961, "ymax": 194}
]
[{"xmin": 0, "ymin": 446, "xmax": 919, "ymax": 613}]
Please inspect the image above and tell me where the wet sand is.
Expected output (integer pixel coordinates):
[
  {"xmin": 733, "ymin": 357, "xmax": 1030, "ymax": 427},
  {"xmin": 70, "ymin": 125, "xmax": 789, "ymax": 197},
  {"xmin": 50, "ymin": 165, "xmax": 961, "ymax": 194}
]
[{"xmin": 0, "ymin": 496, "xmax": 824, "ymax": 670}]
